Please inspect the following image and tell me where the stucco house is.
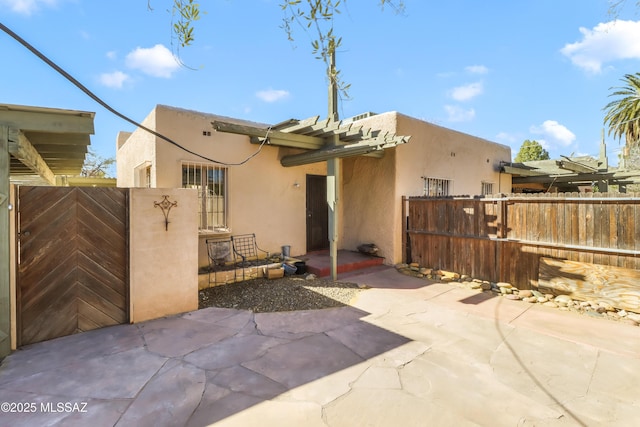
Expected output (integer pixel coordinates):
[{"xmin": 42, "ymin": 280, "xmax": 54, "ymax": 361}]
[{"xmin": 116, "ymin": 105, "xmax": 512, "ymax": 269}]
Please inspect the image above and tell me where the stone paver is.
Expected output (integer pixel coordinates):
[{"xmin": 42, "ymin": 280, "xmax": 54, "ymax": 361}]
[{"xmin": 1, "ymin": 267, "xmax": 639, "ymax": 426}]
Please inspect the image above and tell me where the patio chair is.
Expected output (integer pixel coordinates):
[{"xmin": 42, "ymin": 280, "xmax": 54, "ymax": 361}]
[
  {"xmin": 205, "ymin": 238, "xmax": 232, "ymax": 285},
  {"xmin": 230, "ymin": 233, "xmax": 271, "ymax": 281}
]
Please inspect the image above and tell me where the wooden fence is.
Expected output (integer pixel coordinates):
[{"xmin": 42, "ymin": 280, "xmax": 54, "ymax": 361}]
[{"xmin": 403, "ymin": 193, "xmax": 640, "ymax": 289}]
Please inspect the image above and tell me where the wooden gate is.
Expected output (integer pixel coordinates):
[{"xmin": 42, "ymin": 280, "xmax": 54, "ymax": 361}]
[{"xmin": 16, "ymin": 186, "xmax": 129, "ymax": 346}]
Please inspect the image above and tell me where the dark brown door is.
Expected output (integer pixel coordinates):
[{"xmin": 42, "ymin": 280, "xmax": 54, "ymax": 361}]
[
  {"xmin": 306, "ymin": 175, "xmax": 329, "ymax": 252},
  {"xmin": 16, "ymin": 186, "xmax": 129, "ymax": 346}
]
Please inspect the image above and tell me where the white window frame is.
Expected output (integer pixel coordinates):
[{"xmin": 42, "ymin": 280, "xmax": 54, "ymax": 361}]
[
  {"xmin": 422, "ymin": 177, "xmax": 453, "ymax": 196},
  {"xmin": 182, "ymin": 162, "xmax": 229, "ymax": 232},
  {"xmin": 134, "ymin": 161, "xmax": 152, "ymax": 188}
]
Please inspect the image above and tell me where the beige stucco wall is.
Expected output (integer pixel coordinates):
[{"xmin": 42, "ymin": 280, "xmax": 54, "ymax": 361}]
[
  {"xmin": 342, "ymin": 145, "xmax": 397, "ymax": 262},
  {"xmin": 129, "ymin": 188, "xmax": 198, "ymax": 322},
  {"xmin": 342, "ymin": 112, "xmax": 512, "ymax": 265},
  {"xmin": 393, "ymin": 113, "xmax": 512, "ymax": 197},
  {"xmin": 116, "ymin": 110, "xmax": 157, "ymax": 188},
  {"xmin": 122, "ymin": 105, "xmax": 326, "ymax": 268}
]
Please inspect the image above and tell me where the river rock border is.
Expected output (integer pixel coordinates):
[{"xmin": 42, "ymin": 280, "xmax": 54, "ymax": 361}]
[{"xmin": 395, "ymin": 263, "xmax": 640, "ymax": 327}]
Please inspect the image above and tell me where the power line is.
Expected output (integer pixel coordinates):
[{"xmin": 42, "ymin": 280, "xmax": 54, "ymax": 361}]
[{"xmin": 0, "ymin": 21, "xmax": 269, "ymax": 166}]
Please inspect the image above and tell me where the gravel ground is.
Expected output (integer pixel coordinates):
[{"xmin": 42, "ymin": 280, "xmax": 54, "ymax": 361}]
[{"xmin": 199, "ymin": 276, "xmax": 368, "ymax": 313}]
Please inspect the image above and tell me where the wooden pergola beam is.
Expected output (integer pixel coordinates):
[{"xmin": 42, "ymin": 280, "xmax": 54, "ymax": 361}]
[
  {"xmin": 212, "ymin": 121, "xmax": 325, "ymax": 150},
  {"xmin": 7, "ymin": 129, "xmax": 55, "ymax": 185},
  {"xmin": 556, "ymin": 158, "xmax": 597, "ymax": 174}
]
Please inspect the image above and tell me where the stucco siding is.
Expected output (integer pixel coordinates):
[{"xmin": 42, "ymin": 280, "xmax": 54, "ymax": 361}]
[
  {"xmin": 343, "ymin": 111, "xmax": 512, "ymax": 264},
  {"xmin": 394, "ymin": 113, "xmax": 512, "ymax": 197},
  {"xmin": 122, "ymin": 105, "xmax": 326, "ymax": 268},
  {"xmin": 116, "ymin": 109, "xmax": 157, "ymax": 188},
  {"xmin": 342, "ymin": 151, "xmax": 397, "ymax": 261}
]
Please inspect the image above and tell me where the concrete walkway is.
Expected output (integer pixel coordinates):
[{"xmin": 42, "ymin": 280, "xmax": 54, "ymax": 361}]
[{"xmin": 1, "ymin": 267, "xmax": 639, "ymax": 426}]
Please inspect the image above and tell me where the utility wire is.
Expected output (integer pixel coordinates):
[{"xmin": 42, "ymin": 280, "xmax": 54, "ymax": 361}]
[{"xmin": 0, "ymin": 21, "xmax": 270, "ymax": 166}]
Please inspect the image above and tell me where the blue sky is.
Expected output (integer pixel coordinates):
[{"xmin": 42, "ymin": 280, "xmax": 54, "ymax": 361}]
[{"xmin": 3, "ymin": 0, "xmax": 640, "ymax": 175}]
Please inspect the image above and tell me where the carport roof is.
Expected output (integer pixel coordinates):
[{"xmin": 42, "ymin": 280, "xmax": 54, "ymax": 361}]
[{"xmin": 1, "ymin": 103, "xmax": 94, "ymax": 184}]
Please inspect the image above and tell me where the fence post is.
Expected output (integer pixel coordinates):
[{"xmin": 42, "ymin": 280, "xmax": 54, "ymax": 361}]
[
  {"xmin": 402, "ymin": 196, "xmax": 407, "ymax": 264},
  {"xmin": 496, "ymin": 198, "xmax": 507, "ymax": 283}
]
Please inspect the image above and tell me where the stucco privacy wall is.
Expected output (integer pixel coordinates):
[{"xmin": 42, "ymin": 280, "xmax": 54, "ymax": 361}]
[
  {"xmin": 342, "ymin": 112, "xmax": 512, "ymax": 265},
  {"xmin": 118, "ymin": 105, "xmax": 327, "ymax": 268},
  {"xmin": 129, "ymin": 188, "xmax": 198, "ymax": 322}
]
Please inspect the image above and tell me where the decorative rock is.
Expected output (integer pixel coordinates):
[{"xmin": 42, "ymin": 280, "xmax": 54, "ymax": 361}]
[
  {"xmin": 532, "ymin": 290, "xmax": 544, "ymax": 298},
  {"xmin": 618, "ymin": 310, "xmax": 628, "ymax": 317},
  {"xmin": 305, "ymin": 273, "xmax": 317, "ymax": 280},
  {"xmin": 440, "ymin": 276, "xmax": 453, "ymax": 283},
  {"xmin": 524, "ymin": 297, "xmax": 537, "ymax": 303},
  {"xmin": 537, "ymin": 297, "xmax": 548, "ymax": 303},
  {"xmin": 598, "ymin": 302, "xmax": 615, "ymax": 312},
  {"xmin": 497, "ymin": 282, "xmax": 512, "ymax": 288},
  {"xmin": 395, "ymin": 263, "xmax": 408, "ymax": 269},
  {"xmin": 410, "ymin": 266, "xmax": 420, "ymax": 272},
  {"xmin": 506, "ymin": 294, "xmax": 520, "ymax": 300},
  {"xmin": 409, "ymin": 263, "xmax": 420, "ymax": 268},
  {"xmin": 596, "ymin": 307, "xmax": 607, "ymax": 314},
  {"xmin": 481, "ymin": 282, "xmax": 492, "ymax": 291},
  {"xmin": 518, "ymin": 290, "xmax": 533, "ymax": 298},
  {"xmin": 554, "ymin": 295, "xmax": 571, "ymax": 308},
  {"xmin": 419, "ymin": 267, "xmax": 432, "ymax": 275},
  {"xmin": 500, "ymin": 287, "xmax": 513, "ymax": 295},
  {"xmin": 470, "ymin": 282, "xmax": 482, "ymax": 290},
  {"xmin": 543, "ymin": 301, "xmax": 558, "ymax": 308},
  {"xmin": 627, "ymin": 313, "xmax": 640, "ymax": 323},
  {"xmin": 555, "ymin": 295, "xmax": 572, "ymax": 304},
  {"xmin": 586, "ymin": 311, "xmax": 603, "ymax": 318},
  {"xmin": 437, "ymin": 270, "xmax": 460, "ymax": 279},
  {"xmin": 580, "ymin": 301, "xmax": 591, "ymax": 308}
]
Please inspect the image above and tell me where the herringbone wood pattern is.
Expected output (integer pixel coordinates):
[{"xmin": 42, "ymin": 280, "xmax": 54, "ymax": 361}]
[{"xmin": 17, "ymin": 186, "xmax": 128, "ymax": 346}]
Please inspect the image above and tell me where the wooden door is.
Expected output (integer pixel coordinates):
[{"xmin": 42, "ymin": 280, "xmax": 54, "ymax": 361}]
[
  {"xmin": 16, "ymin": 186, "xmax": 129, "ymax": 346},
  {"xmin": 306, "ymin": 175, "xmax": 329, "ymax": 252}
]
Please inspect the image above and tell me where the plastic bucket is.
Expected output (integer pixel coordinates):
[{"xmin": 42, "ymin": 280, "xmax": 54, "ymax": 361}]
[
  {"xmin": 294, "ymin": 261, "xmax": 307, "ymax": 274},
  {"xmin": 281, "ymin": 245, "xmax": 291, "ymax": 258}
]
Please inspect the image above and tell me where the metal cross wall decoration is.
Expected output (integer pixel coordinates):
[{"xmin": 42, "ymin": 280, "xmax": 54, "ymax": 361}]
[{"xmin": 154, "ymin": 195, "xmax": 178, "ymax": 231}]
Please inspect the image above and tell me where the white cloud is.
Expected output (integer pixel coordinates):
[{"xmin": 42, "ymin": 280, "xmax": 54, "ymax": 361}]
[
  {"xmin": 561, "ymin": 20, "xmax": 640, "ymax": 73},
  {"xmin": 106, "ymin": 51, "xmax": 117, "ymax": 60},
  {"xmin": 99, "ymin": 71, "xmax": 130, "ymax": 89},
  {"xmin": 444, "ymin": 105, "xmax": 475, "ymax": 122},
  {"xmin": 466, "ymin": 65, "xmax": 489, "ymax": 75},
  {"xmin": 450, "ymin": 82, "xmax": 484, "ymax": 101},
  {"xmin": 495, "ymin": 132, "xmax": 518, "ymax": 143},
  {"xmin": 125, "ymin": 44, "xmax": 179, "ymax": 78},
  {"xmin": 530, "ymin": 120, "xmax": 576, "ymax": 146},
  {"xmin": 256, "ymin": 88, "xmax": 290, "ymax": 103},
  {"xmin": 2, "ymin": 0, "xmax": 59, "ymax": 15}
]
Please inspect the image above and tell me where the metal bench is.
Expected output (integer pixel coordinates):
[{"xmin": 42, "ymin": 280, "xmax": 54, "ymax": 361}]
[{"xmin": 230, "ymin": 233, "xmax": 271, "ymax": 281}]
